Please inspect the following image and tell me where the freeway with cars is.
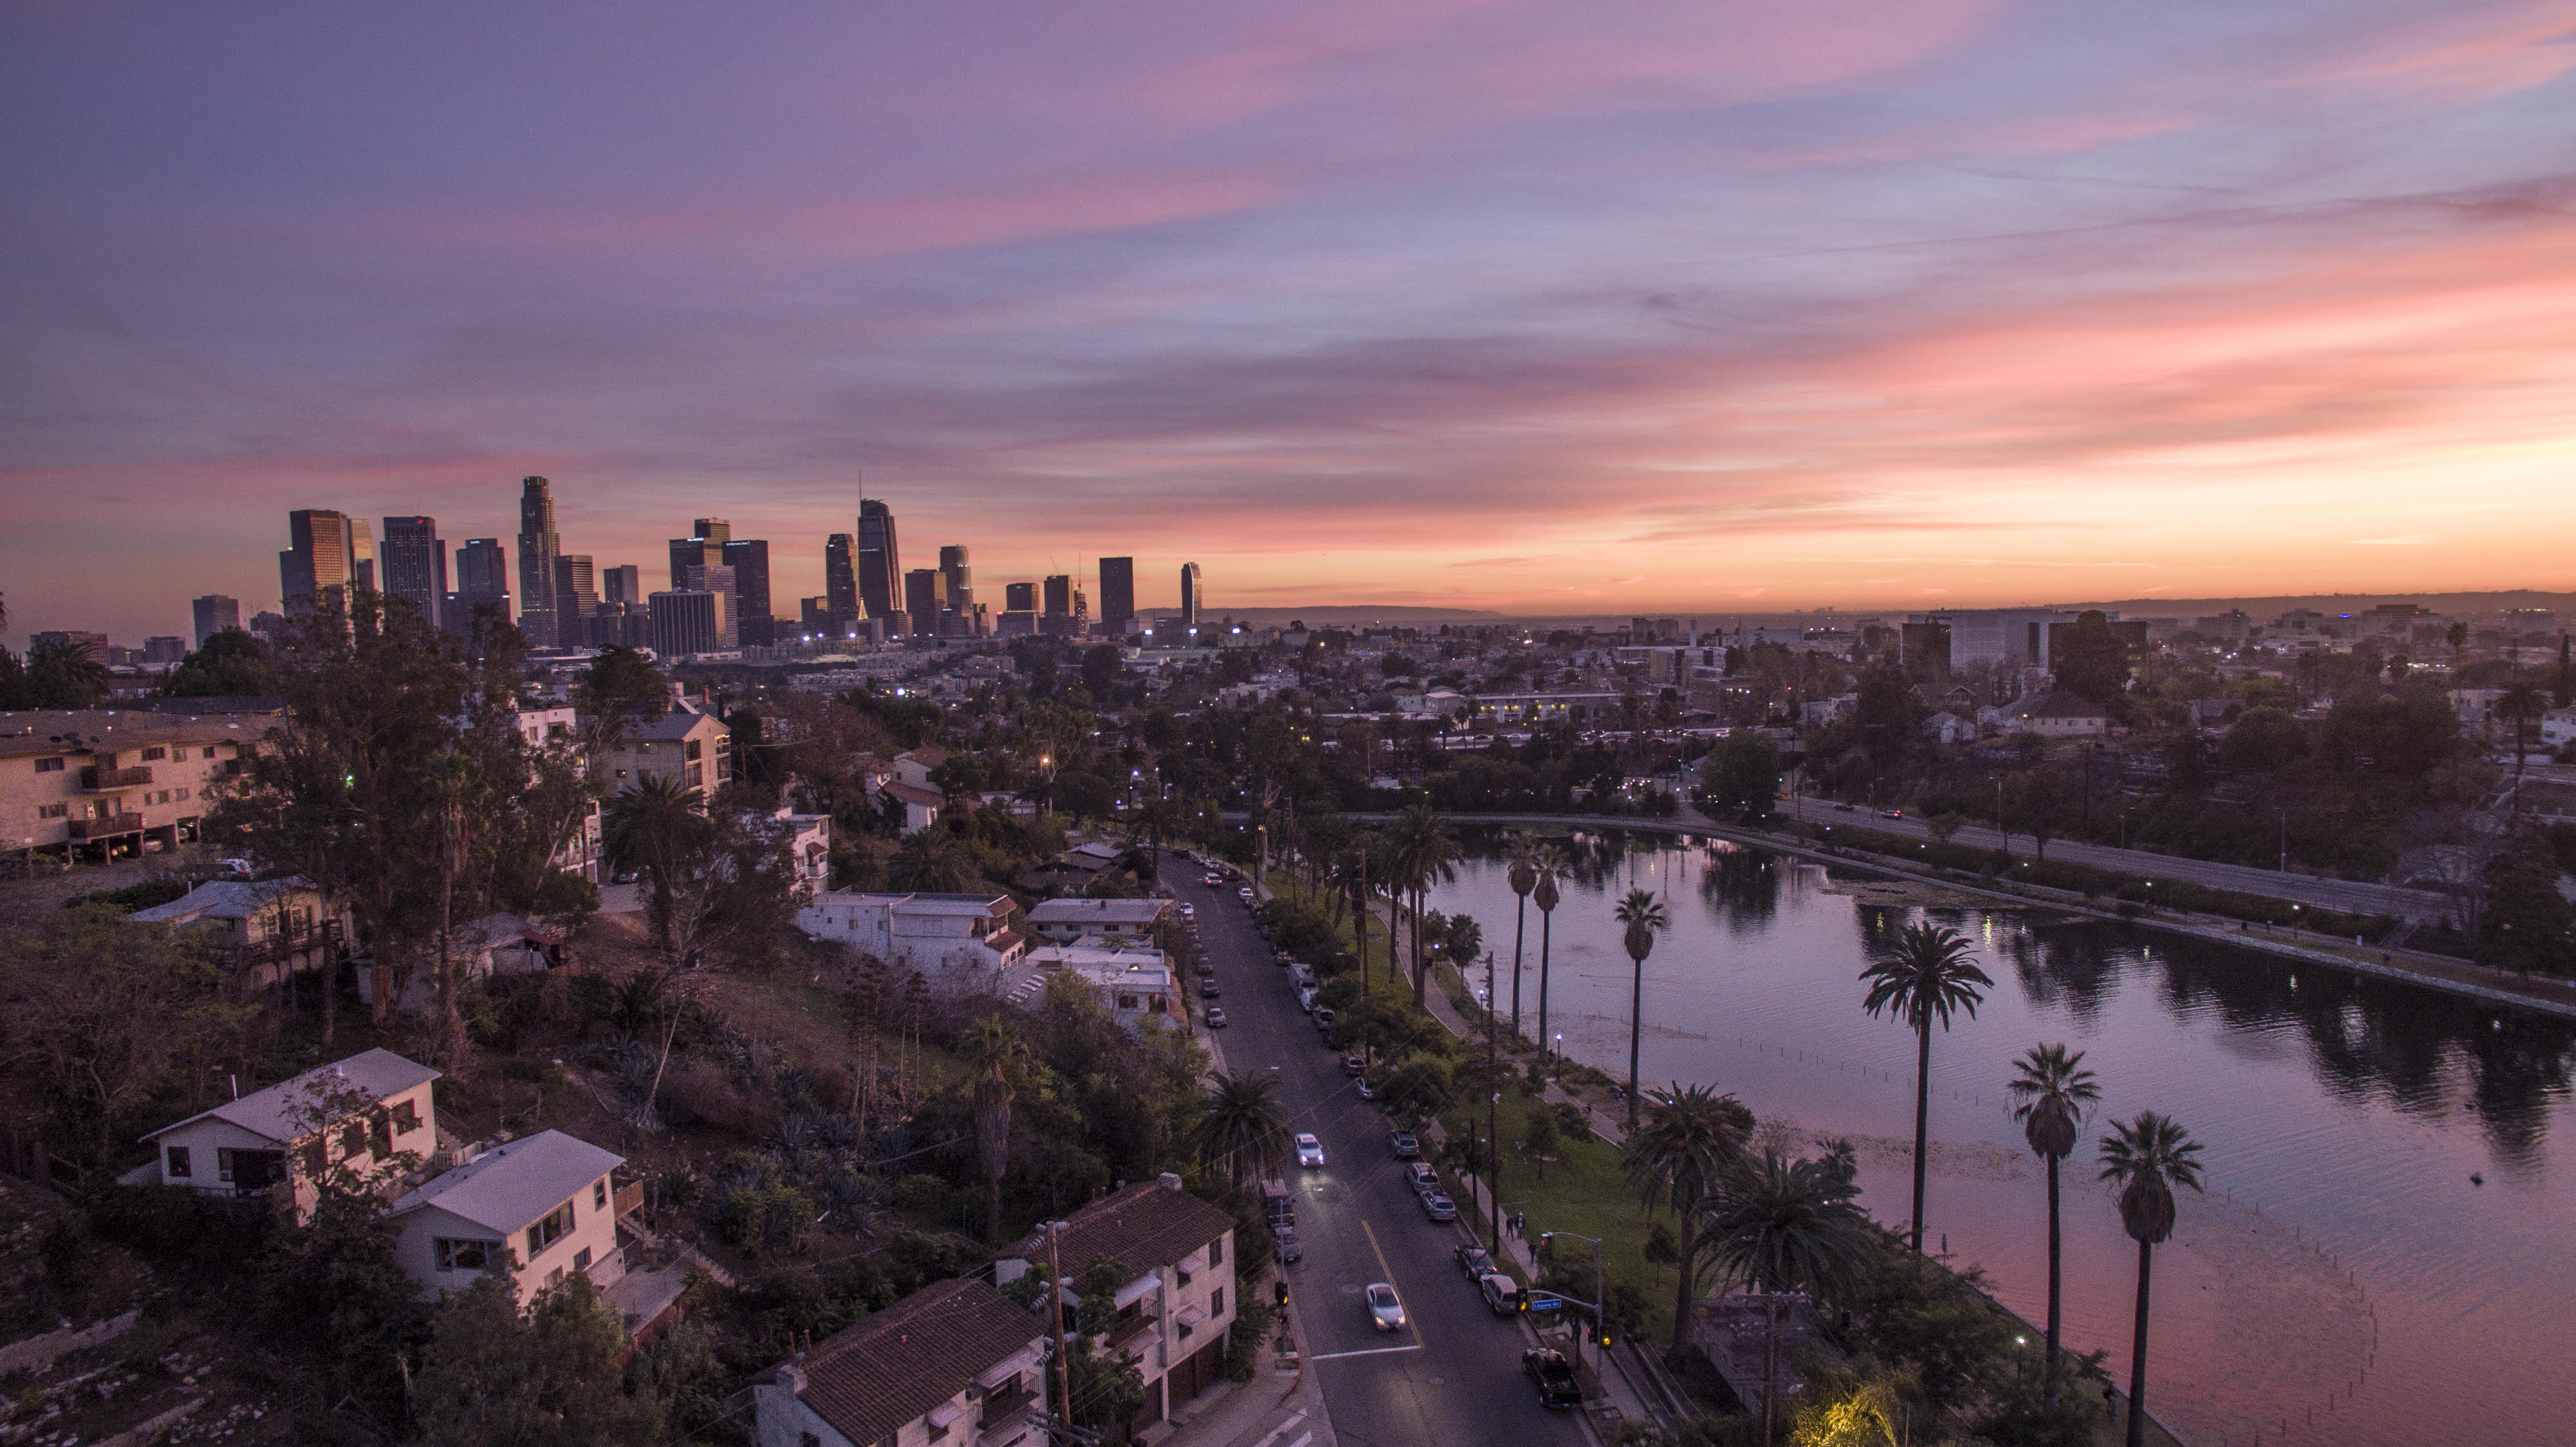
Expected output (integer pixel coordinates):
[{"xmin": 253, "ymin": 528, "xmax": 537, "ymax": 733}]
[{"xmin": 1163, "ymin": 854, "xmax": 1591, "ymax": 1447}]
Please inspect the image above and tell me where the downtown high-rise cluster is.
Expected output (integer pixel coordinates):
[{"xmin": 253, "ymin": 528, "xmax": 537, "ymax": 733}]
[{"xmin": 232, "ymin": 479, "xmax": 1205, "ymax": 661}]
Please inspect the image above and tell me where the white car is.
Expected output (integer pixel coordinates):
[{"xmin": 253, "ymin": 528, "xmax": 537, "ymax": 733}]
[
  {"xmin": 1295, "ymin": 1133, "xmax": 1326, "ymax": 1168},
  {"xmin": 1367, "ymin": 1282, "xmax": 1407, "ymax": 1332}
]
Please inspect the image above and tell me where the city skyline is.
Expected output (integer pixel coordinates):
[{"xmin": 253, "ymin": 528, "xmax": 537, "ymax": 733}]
[{"xmin": 10, "ymin": 3, "xmax": 2576, "ymax": 639}]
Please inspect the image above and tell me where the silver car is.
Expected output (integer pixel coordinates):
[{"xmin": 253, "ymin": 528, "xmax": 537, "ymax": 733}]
[
  {"xmin": 1295, "ymin": 1133, "xmax": 1326, "ymax": 1168},
  {"xmin": 1366, "ymin": 1281, "xmax": 1407, "ymax": 1332}
]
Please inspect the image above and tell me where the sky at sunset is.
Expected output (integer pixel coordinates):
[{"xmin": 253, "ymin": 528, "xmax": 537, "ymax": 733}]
[{"xmin": 6, "ymin": 1, "xmax": 2576, "ymax": 641}]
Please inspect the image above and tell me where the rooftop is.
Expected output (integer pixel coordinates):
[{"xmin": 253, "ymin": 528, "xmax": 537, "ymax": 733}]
[
  {"xmin": 130, "ymin": 877, "xmax": 312, "ymax": 925},
  {"xmin": 1007, "ymin": 1177, "xmax": 1233, "ymax": 1277},
  {"xmin": 789, "ymin": 1277, "xmax": 1040, "ymax": 1447},
  {"xmin": 0, "ymin": 709, "xmax": 268, "ymax": 760},
  {"xmin": 1027, "ymin": 898, "xmax": 1169, "ymax": 926},
  {"xmin": 388, "ymin": 1129, "xmax": 623, "ymax": 1233},
  {"xmin": 147, "ymin": 1048, "xmax": 438, "ymax": 1146}
]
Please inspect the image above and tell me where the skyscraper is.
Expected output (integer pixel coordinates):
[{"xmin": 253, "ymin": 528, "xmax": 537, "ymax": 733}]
[
  {"xmin": 518, "ymin": 477, "xmax": 561, "ymax": 648},
  {"xmin": 669, "ymin": 535, "xmax": 715, "ymax": 589},
  {"xmin": 1005, "ymin": 581, "xmax": 1037, "ymax": 612},
  {"xmin": 347, "ymin": 520, "xmax": 376, "ymax": 593},
  {"xmin": 858, "ymin": 498, "xmax": 901, "ymax": 620},
  {"xmin": 1042, "ymin": 574, "xmax": 1071, "ymax": 617},
  {"xmin": 191, "ymin": 595, "xmax": 241, "ymax": 648},
  {"xmin": 694, "ymin": 518, "xmax": 732, "ymax": 547},
  {"xmin": 685, "ymin": 563, "xmax": 739, "ymax": 648},
  {"xmin": 721, "ymin": 538, "xmax": 772, "ymax": 645},
  {"xmin": 279, "ymin": 509, "xmax": 354, "ymax": 612},
  {"xmin": 823, "ymin": 534, "xmax": 859, "ymax": 627},
  {"xmin": 649, "ymin": 590, "xmax": 725, "ymax": 658},
  {"xmin": 903, "ymin": 568, "xmax": 945, "ymax": 635},
  {"xmin": 1098, "ymin": 557, "xmax": 1136, "ymax": 637},
  {"xmin": 554, "ymin": 555, "xmax": 599, "ymax": 643},
  {"xmin": 379, "ymin": 516, "xmax": 448, "ymax": 628},
  {"xmin": 1180, "ymin": 562, "xmax": 1202, "ymax": 633},
  {"xmin": 449, "ymin": 538, "xmax": 511, "ymax": 637},
  {"xmin": 601, "ymin": 565, "xmax": 642, "ymax": 604}
]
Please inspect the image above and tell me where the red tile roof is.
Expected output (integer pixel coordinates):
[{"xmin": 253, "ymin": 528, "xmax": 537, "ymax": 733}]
[{"xmin": 794, "ymin": 1277, "xmax": 1040, "ymax": 1447}]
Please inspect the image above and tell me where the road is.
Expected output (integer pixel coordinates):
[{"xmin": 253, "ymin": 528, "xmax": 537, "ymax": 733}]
[
  {"xmin": 1772, "ymin": 795, "xmax": 2454, "ymax": 922},
  {"xmin": 1163, "ymin": 855, "xmax": 1589, "ymax": 1447}
]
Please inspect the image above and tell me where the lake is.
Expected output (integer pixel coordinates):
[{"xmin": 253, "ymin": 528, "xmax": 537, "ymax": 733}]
[{"xmin": 1423, "ymin": 827, "xmax": 2575, "ymax": 1447}]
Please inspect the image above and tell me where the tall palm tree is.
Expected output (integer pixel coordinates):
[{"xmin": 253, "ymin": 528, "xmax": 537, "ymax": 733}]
[
  {"xmin": 2008, "ymin": 1042, "xmax": 2100, "ymax": 1404},
  {"xmin": 423, "ymin": 751, "xmax": 480, "ymax": 1067},
  {"xmin": 2099, "ymin": 1112, "xmax": 2207, "ymax": 1447},
  {"xmin": 887, "ymin": 827, "xmax": 976, "ymax": 893},
  {"xmin": 1859, "ymin": 921, "xmax": 1993, "ymax": 1253},
  {"xmin": 1531, "ymin": 844, "xmax": 1567, "ymax": 1059},
  {"xmin": 967, "ymin": 1017, "xmax": 1029, "ymax": 1244},
  {"xmin": 1385, "ymin": 802, "xmax": 1461, "ymax": 1006},
  {"xmin": 604, "ymin": 772, "xmax": 707, "ymax": 947},
  {"xmin": 1507, "ymin": 838, "xmax": 1539, "ymax": 1038},
  {"xmin": 1191, "ymin": 1072, "xmax": 1290, "ymax": 1193},
  {"xmin": 1613, "ymin": 888, "xmax": 1669, "ymax": 1129},
  {"xmin": 1621, "ymin": 1084, "xmax": 1755, "ymax": 1361},
  {"xmin": 2497, "ymin": 680, "xmax": 2549, "ymax": 791},
  {"xmin": 1704, "ymin": 1150, "xmax": 1874, "ymax": 1446}
]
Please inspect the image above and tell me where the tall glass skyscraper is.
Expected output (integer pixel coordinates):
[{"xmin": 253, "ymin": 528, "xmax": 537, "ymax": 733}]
[
  {"xmin": 517, "ymin": 476, "xmax": 561, "ymax": 647},
  {"xmin": 380, "ymin": 516, "xmax": 447, "ymax": 627},
  {"xmin": 1180, "ymin": 562, "xmax": 1202, "ymax": 632},
  {"xmin": 1098, "ymin": 556, "xmax": 1135, "ymax": 637},
  {"xmin": 858, "ymin": 497, "xmax": 901, "ymax": 620}
]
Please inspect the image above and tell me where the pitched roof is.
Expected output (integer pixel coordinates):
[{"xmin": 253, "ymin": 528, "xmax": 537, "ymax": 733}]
[
  {"xmin": 793, "ymin": 1277, "xmax": 1041, "ymax": 1446},
  {"xmin": 896, "ymin": 744, "xmax": 950, "ymax": 768},
  {"xmin": 130, "ymin": 877, "xmax": 312, "ymax": 924},
  {"xmin": 2010, "ymin": 690, "xmax": 2109, "ymax": 719},
  {"xmin": 881, "ymin": 779, "xmax": 945, "ymax": 807},
  {"xmin": 629, "ymin": 709, "xmax": 719, "ymax": 742},
  {"xmin": 1010, "ymin": 1179, "xmax": 1234, "ymax": 1276},
  {"xmin": 146, "ymin": 1048, "xmax": 438, "ymax": 1146},
  {"xmin": 388, "ymin": 1129, "xmax": 623, "ymax": 1233}
]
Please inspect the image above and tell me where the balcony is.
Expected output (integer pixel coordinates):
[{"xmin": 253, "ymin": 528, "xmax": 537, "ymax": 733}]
[
  {"xmin": 69, "ymin": 814, "xmax": 145, "ymax": 840},
  {"xmin": 1107, "ymin": 1310, "xmax": 1161, "ymax": 1352},
  {"xmin": 81, "ymin": 765, "xmax": 153, "ymax": 791},
  {"xmin": 977, "ymin": 1385, "xmax": 1040, "ymax": 1441}
]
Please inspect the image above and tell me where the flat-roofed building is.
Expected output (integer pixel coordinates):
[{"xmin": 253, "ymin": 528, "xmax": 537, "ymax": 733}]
[{"xmin": 1, "ymin": 708, "xmax": 264, "ymax": 860}]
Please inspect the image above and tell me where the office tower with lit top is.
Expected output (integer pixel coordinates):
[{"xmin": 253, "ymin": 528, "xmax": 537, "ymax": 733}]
[
  {"xmin": 379, "ymin": 516, "xmax": 447, "ymax": 628},
  {"xmin": 518, "ymin": 476, "xmax": 562, "ymax": 647},
  {"xmin": 858, "ymin": 497, "xmax": 901, "ymax": 620}
]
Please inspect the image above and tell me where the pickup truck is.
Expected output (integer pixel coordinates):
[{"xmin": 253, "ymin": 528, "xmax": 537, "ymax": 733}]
[{"xmin": 1523, "ymin": 1348, "xmax": 1583, "ymax": 1409}]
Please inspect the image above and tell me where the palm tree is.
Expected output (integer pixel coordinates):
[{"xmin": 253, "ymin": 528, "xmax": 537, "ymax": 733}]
[
  {"xmin": 888, "ymin": 827, "xmax": 976, "ymax": 893},
  {"xmin": 1859, "ymin": 921, "xmax": 1993, "ymax": 1253},
  {"xmin": 2008, "ymin": 1042, "xmax": 2100, "ymax": 1404},
  {"xmin": 2497, "ymin": 680, "xmax": 2549, "ymax": 791},
  {"xmin": 1385, "ymin": 802, "xmax": 1461, "ymax": 1006},
  {"xmin": 604, "ymin": 772, "xmax": 707, "ymax": 947},
  {"xmin": 423, "ymin": 751, "xmax": 479, "ymax": 1066},
  {"xmin": 2100, "ymin": 1112, "xmax": 2207, "ymax": 1447},
  {"xmin": 1613, "ymin": 887, "xmax": 1669, "ymax": 1129},
  {"xmin": 1621, "ymin": 1084, "xmax": 1754, "ymax": 1361},
  {"xmin": 1704, "ymin": 1150, "xmax": 1874, "ymax": 1446},
  {"xmin": 1191, "ymin": 1072, "xmax": 1290, "ymax": 1193},
  {"xmin": 1507, "ymin": 838, "xmax": 1540, "ymax": 1038},
  {"xmin": 1531, "ymin": 844, "xmax": 1567, "ymax": 1060},
  {"xmin": 968, "ymin": 1017, "xmax": 1028, "ymax": 1244}
]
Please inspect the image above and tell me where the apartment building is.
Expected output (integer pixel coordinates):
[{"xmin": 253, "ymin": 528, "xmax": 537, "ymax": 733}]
[
  {"xmin": 993, "ymin": 1175, "xmax": 1239, "ymax": 1435},
  {"xmin": 754, "ymin": 1277, "xmax": 1047, "ymax": 1447},
  {"xmin": 1, "ymin": 710, "xmax": 263, "ymax": 860},
  {"xmin": 794, "ymin": 891, "xmax": 1026, "ymax": 981},
  {"xmin": 596, "ymin": 707, "xmax": 731, "ymax": 801}
]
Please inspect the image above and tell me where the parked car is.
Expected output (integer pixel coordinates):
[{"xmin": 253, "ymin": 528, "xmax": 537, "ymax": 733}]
[
  {"xmin": 1238, "ymin": 886, "xmax": 1256, "ymax": 903},
  {"xmin": 1366, "ymin": 1282, "xmax": 1407, "ymax": 1332},
  {"xmin": 1882, "ymin": 809, "xmax": 1904, "ymax": 819},
  {"xmin": 1354, "ymin": 1078, "xmax": 1376, "ymax": 1101},
  {"xmin": 1454, "ymin": 1245, "xmax": 1494, "ymax": 1279},
  {"xmin": 1204, "ymin": 1007, "xmax": 1229, "ymax": 1029},
  {"xmin": 1295, "ymin": 1133, "xmax": 1326, "ymax": 1168},
  {"xmin": 1312, "ymin": 1007, "xmax": 1336, "ymax": 1033},
  {"xmin": 1204, "ymin": 871, "xmax": 1224, "ymax": 886},
  {"xmin": 1275, "ymin": 1228, "xmax": 1301, "ymax": 1265},
  {"xmin": 1404, "ymin": 1162, "xmax": 1438, "ymax": 1191},
  {"xmin": 1199, "ymin": 980, "xmax": 1220, "ymax": 998},
  {"xmin": 1524, "ymin": 1348, "xmax": 1582, "ymax": 1408},
  {"xmin": 1198, "ymin": 964, "xmax": 1217, "ymax": 980},
  {"xmin": 1420, "ymin": 1192, "xmax": 1458, "ymax": 1222},
  {"xmin": 1342, "ymin": 1053, "xmax": 1366, "ymax": 1077},
  {"xmin": 1479, "ymin": 1273, "xmax": 1522, "ymax": 1315},
  {"xmin": 1388, "ymin": 1131, "xmax": 1422, "ymax": 1160}
]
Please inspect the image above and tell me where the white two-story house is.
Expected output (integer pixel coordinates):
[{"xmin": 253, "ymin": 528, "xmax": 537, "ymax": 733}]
[
  {"xmin": 795, "ymin": 891, "xmax": 1026, "ymax": 984},
  {"xmin": 385, "ymin": 1129, "xmax": 626, "ymax": 1307},
  {"xmin": 994, "ymin": 1174, "xmax": 1238, "ymax": 1436},
  {"xmin": 141, "ymin": 1048, "xmax": 438, "ymax": 1221}
]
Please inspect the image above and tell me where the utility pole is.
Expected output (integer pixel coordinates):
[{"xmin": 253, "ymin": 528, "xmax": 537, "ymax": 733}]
[
  {"xmin": 1485, "ymin": 950, "xmax": 1502, "ymax": 1253},
  {"xmin": 2279, "ymin": 805, "xmax": 2288, "ymax": 873},
  {"xmin": 1046, "ymin": 1220, "xmax": 1073, "ymax": 1438}
]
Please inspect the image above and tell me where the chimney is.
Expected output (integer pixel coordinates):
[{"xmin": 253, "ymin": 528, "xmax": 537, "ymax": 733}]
[{"xmin": 1159, "ymin": 1171, "xmax": 1183, "ymax": 1191}]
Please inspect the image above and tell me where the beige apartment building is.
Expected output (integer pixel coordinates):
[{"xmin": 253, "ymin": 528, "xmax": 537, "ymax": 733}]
[{"xmin": 1, "ymin": 710, "xmax": 266, "ymax": 861}]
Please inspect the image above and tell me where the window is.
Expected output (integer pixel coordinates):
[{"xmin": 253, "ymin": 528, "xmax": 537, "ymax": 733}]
[
  {"xmin": 547, "ymin": 1267, "xmax": 565, "ymax": 1290},
  {"xmin": 527, "ymin": 1199, "xmax": 575, "ymax": 1257},
  {"xmin": 390, "ymin": 1099, "xmax": 420, "ymax": 1134},
  {"xmin": 143, "ymin": 746, "xmax": 166, "ymax": 761},
  {"xmin": 166, "ymin": 1146, "xmax": 191, "ymax": 1178},
  {"xmin": 593, "ymin": 1178, "xmax": 609, "ymax": 1211},
  {"xmin": 574, "ymin": 1246, "xmax": 592, "ymax": 1271},
  {"xmin": 1209, "ymin": 1235, "xmax": 1223, "ymax": 1267},
  {"xmin": 203, "ymin": 747, "xmax": 216, "ymax": 759},
  {"xmin": 341, "ymin": 1120, "xmax": 368, "ymax": 1160},
  {"xmin": 436, "ymin": 1239, "xmax": 496, "ymax": 1271},
  {"xmin": 176, "ymin": 788, "xmax": 190, "ymax": 802},
  {"xmin": 299, "ymin": 1140, "xmax": 326, "ymax": 1178},
  {"xmin": 37, "ymin": 804, "xmax": 65, "ymax": 820},
  {"xmin": 35, "ymin": 757, "xmax": 65, "ymax": 773},
  {"xmin": 216, "ymin": 1148, "xmax": 236, "ymax": 1182},
  {"xmin": 684, "ymin": 738, "xmax": 702, "ymax": 762},
  {"xmin": 1211, "ymin": 1288, "xmax": 1223, "ymax": 1318}
]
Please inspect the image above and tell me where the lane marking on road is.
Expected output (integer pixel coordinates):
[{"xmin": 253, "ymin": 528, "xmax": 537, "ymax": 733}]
[
  {"xmin": 1359, "ymin": 1219, "xmax": 1425, "ymax": 1348},
  {"xmin": 1287, "ymin": 1434, "xmax": 1312, "ymax": 1447},
  {"xmin": 1249, "ymin": 1409, "xmax": 1307, "ymax": 1447},
  {"xmin": 1306, "ymin": 1342, "xmax": 1427, "ymax": 1362}
]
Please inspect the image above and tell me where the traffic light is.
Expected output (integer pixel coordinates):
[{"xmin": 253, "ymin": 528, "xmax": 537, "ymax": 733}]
[
  {"xmin": 1274, "ymin": 1280, "xmax": 1289, "ymax": 1308},
  {"xmin": 1599, "ymin": 1328, "xmax": 1614, "ymax": 1348}
]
